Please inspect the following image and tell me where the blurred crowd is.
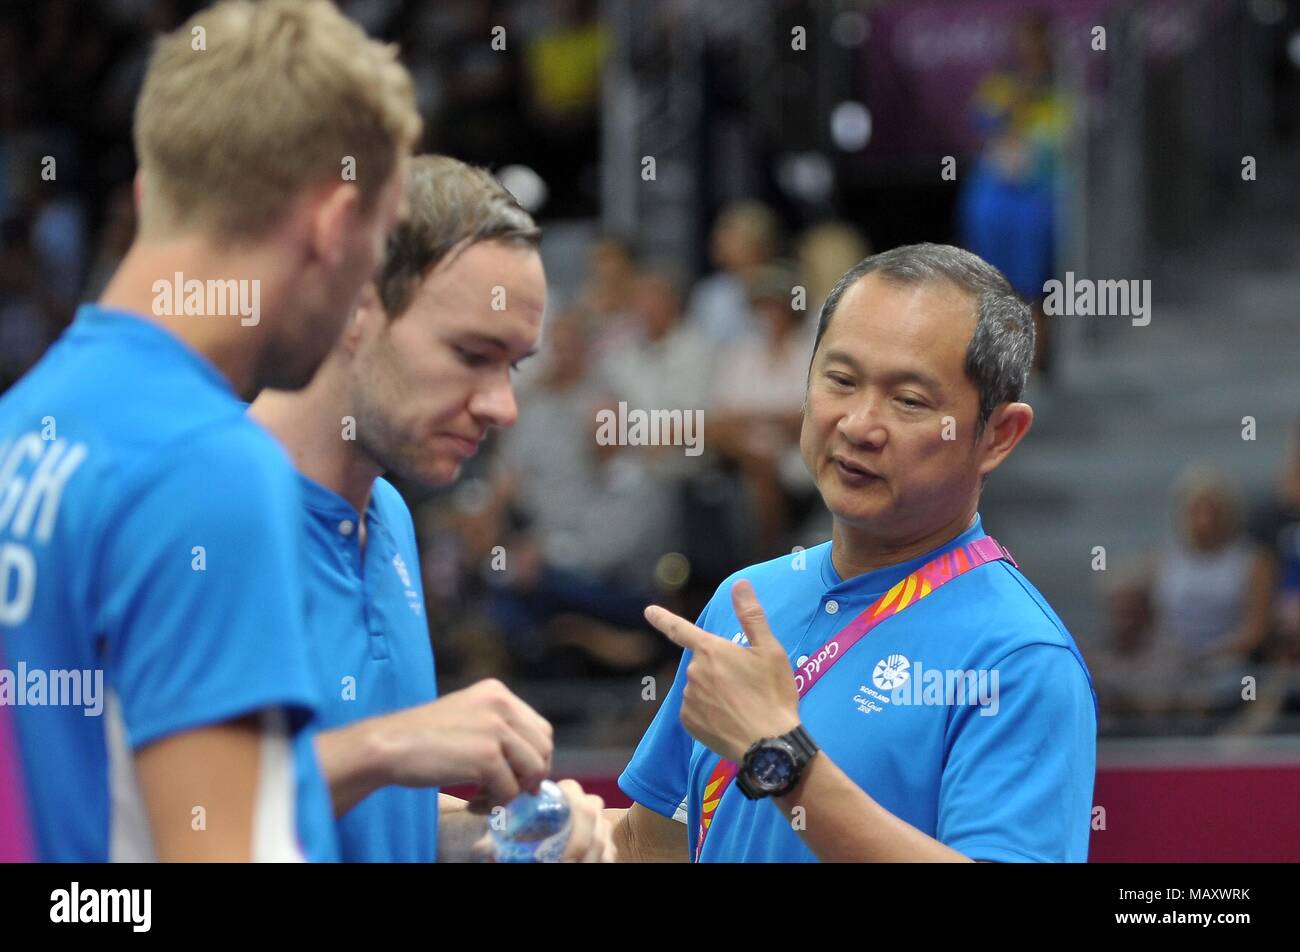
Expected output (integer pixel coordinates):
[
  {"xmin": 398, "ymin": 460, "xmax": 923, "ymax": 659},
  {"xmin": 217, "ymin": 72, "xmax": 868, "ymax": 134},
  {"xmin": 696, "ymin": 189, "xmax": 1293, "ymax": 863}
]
[
  {"xmin": 1089, "ymin": 439, "xmax": 1300, "ymax": 736},
  {"xmin": 0, "ymin": 0, "xmax": 607, "ymax": 391}
]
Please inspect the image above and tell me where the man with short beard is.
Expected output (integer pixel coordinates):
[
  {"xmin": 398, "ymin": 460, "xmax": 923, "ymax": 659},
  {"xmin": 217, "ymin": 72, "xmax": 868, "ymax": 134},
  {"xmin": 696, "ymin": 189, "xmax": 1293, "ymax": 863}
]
[{"xmin": 252, "ymin": 155, "xmax": 614, "ymax": 862}]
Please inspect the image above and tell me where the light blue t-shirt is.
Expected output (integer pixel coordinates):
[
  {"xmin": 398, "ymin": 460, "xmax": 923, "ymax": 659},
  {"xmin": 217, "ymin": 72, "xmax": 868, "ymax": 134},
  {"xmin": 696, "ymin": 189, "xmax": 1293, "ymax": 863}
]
[
  {"xmin": 298, "ymin": 474, "xmax": 439, "ymax": 862},
  {"xmin": 0, "ymin": 305, "xmax": 338, "ymax": 861},
  {"xmin": 620, "ymin": 514, "xmax": 1097, "ymax": 862}
]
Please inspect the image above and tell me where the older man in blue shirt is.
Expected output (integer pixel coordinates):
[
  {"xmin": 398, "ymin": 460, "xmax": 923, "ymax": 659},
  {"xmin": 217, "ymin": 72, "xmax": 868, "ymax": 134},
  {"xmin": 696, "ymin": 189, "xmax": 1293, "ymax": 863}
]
[{"xmin": 614, "ymin": 244, "xmax": 1097, "ymax": 863}]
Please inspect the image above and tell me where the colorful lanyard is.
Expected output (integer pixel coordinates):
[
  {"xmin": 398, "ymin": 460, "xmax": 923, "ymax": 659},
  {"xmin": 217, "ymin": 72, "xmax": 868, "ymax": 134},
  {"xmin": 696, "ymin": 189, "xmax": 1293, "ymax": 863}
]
[{"xmin": 693, "ymin": 535, "xmax": 1018, "ymax": 862}]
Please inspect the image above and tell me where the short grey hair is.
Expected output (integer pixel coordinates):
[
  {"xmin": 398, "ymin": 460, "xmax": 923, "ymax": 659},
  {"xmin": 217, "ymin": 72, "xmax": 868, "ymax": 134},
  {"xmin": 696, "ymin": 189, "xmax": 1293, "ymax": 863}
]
[{"xmin": 810, "ymin": 243, "xmax": 1034, "ymax": 441}]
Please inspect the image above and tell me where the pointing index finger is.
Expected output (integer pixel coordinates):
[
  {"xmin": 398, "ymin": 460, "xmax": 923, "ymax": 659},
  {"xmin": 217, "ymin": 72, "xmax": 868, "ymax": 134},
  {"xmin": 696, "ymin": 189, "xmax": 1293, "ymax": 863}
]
[{"xmin": 644, "ymin": 604, "xmax": 707, "ymax": 653}]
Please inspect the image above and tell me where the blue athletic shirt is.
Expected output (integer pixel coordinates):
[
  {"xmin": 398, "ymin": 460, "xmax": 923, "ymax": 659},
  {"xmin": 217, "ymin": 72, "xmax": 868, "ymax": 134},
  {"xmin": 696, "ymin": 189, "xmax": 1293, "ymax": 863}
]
[
  {"xmin": 296, "ymin": 474, "xmax": 439, "ymax": 861},
  {"xmin": 620, "ymin": 513, "xmax": 1097, "ymax": 862},
  {"xmin": 0, "ymin": 305, "xmax": 337, "ymax": 861}
]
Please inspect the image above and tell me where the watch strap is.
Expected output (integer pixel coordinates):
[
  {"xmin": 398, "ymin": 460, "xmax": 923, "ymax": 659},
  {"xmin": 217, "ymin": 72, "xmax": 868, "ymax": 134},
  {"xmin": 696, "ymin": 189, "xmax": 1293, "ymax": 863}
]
[{"xmin": 736, "ymin": 724, "xmax": 819, "ymax": 800}]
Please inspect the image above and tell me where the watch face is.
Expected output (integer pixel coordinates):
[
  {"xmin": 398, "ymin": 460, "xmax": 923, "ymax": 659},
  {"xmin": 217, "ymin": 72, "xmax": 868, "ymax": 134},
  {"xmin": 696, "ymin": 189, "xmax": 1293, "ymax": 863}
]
[{"xmin": 748, "ymin": 746, "xmax": 794, "ymax": 791}]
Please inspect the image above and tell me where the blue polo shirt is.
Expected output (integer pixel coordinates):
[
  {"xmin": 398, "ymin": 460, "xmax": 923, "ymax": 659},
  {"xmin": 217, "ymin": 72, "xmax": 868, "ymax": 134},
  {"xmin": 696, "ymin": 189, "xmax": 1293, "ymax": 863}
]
[
  {"xmin": 620, "ymin": 513, "xmax": 1097, "ymax": 863},
  {"xmin": 297, "ymin": 474, "xmax": 439, "ymax": 862},
  {"xmin": 0, "ymin": 305, "xmax": 337, "ymax": 862}
]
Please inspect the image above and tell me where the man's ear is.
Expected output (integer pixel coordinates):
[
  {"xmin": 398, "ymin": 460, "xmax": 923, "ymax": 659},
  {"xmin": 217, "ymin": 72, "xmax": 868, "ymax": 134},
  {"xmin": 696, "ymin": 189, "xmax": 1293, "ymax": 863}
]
[
  {"xmin": 307, "ymin": 181, "xmax": 363, "ymax": 269},
  {"xmin": 977, "ymin": 402, "xmax": 1034, "ymax": 479},
  {"xmin": 343, "ymin": 282, "xmax": 385, "ymax": 354}
]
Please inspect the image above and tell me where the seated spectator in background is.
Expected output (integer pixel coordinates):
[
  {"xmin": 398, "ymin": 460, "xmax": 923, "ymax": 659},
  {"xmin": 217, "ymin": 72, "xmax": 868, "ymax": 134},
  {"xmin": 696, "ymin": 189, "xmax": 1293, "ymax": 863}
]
[
  {"xmin": 599, "ymin": 269, "xmax": 713, "ymax": 442},
  {"xmin": 492, "ymin": 308, "xmax": 669, "ymax": 671},
  {"xmin": 580, "ymin": 233, "xmax": 640, "ymax": 366},
  {"xmin": 796, "ymin": 220, "xmax": 870, "ymax": 318},
  {"xmin": 1086, "ymin": 566, "xmax": 1181, "ymax": 732},
  {"xmin": 501, "ymin": 309, "xmax": 625, "ymax": 565},
  {"xmin": 711, "ymin": 263, "xmax": 815, "ymax": 417},
  {"xmin": 708, "ymin": 263, "xmax": 815, "ymax": 556},
  {"xmin": 686, "ymin": 199, "xmax": 780, "ymax": 344},
  {"xmin": 1149, "ymin": 467, "xmax": 1274, "ymax": 713},
  {"xmin": 415, "ymin": 473, "xmax": 519, "ymax": 682},
  {"xmin": 1228, "ymin": 415, "xmax": 1300, "ymax": 732}
]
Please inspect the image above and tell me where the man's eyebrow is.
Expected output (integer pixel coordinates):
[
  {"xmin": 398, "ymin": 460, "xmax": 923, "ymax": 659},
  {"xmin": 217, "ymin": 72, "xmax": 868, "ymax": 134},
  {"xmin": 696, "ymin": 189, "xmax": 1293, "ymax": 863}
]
[
  {"xmin": 821, "ymin": 348, "xmax": 861, "ymax": 371},
  {"xmin": 821, "ymin": 349, "xmax": 944, "ymax": 393},
  {"xmin": 463, "ymin": 332, "xmax": 537, "ymax": 360}
]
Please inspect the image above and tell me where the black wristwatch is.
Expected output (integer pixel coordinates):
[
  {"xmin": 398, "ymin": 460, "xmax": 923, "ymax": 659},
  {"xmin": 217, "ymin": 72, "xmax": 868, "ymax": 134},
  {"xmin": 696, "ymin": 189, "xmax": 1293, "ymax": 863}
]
[{"xmin": 735, "ymin": 724, "xmax": 820, "ymax": 800}]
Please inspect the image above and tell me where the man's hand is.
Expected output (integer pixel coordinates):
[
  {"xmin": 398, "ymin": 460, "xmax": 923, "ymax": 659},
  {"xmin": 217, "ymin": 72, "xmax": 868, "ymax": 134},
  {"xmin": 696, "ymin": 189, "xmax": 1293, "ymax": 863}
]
[
  {"xmin": 382, "ymin": 679, "xmax": 554, "ymax": 809},
  {"xmin": 552, "ymin": 779, "xmax": 617, "ymax": 862},
  {"xmin": 318, "ymin": 678, "xmax": 555, "ymax": 816},
  {"xmin": 644, "ymin": 580, "xmax": 800, "ymax": 762},
  {"xmin": 467, "ymin": 779, "xmax": 618, "ymax": 862}
]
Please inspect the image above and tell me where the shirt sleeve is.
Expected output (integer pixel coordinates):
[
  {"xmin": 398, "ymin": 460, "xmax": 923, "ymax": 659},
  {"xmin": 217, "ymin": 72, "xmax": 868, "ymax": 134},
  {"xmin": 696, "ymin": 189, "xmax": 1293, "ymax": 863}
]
[
  {"xmin": 618, "ymin": 597, "xmax": 724, "ymax": 819},
  {"xmin": 617, "ymin": 647, "xmax": 693, "ymax": 819},
  {"xmin": 93, "ymin": 421, "xmax": 321, "ymax": 749},
  {"xmin": 936, "ymin": 643, "xmax": 1097, "ymax": 862}
]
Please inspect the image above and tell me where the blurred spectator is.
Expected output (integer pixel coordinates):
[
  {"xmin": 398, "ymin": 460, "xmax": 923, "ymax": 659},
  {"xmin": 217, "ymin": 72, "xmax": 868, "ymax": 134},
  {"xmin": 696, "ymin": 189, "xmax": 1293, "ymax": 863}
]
[
  {"xmin": 710, "ymin": 263, "xmax": 811, "ymax": 419},
  {"xmin": 29, "ymin": 184, "xmax": 89, "ymax": 307},
  {"xmin": 957, "ymin": 13, "xmax": 1068, "ymax": 379},
  {"xmin": 580, "ymin": 233, "xmax": 640, "ymax": 366},
  {"xmin": 1147, "ymin": 467, "xmax": 1275, "ymax": 719},
  {"xmin": 796, "ymin": 220, "xmax": 870, "ymax": 318},
  {"xmin": 599, "ymin": 269, "xmax": 713, "ymax": 436},
  {"xmin": 491, "ymin": 308, "xmax": 668, "ymax": 671},
  {"xmin": 1087, "ymin": 566, "xmax": 1181, "ymax": 731},
  {"xmin": 498, "ymin": 308, "xmax": 607, "ymax": 566},
  {"xmin": 707, "ymin": 263, "xmax": 813, "ymax": 557},
  {"xmin": 415, "ymin": 475, "xmax": 517, "ymax": 682},
  {"xmin": 685, "ymin": 199, "xmax": 780, "ymax": 344},
  {"xmin": 522, "ymin": 0, "xmax": 607, "ymax": 216},
  {"xmin": 1213, "ymin": 415, "xmax": 1300, "ymax": 733},
  {"xmin": 524, "ymin": 0, "xmax": 607, "ymax": 125}
]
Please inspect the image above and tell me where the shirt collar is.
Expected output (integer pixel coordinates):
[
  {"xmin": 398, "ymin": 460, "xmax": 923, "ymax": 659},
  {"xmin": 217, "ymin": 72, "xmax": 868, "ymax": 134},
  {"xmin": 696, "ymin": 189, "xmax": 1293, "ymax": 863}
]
[
  {"xmin": 296, "ymin": 472, "xmax": 387, "ymax": 534},
  {"xmin": 818, "ymin": 512, "xmax": 987, "ymax": 598}
]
